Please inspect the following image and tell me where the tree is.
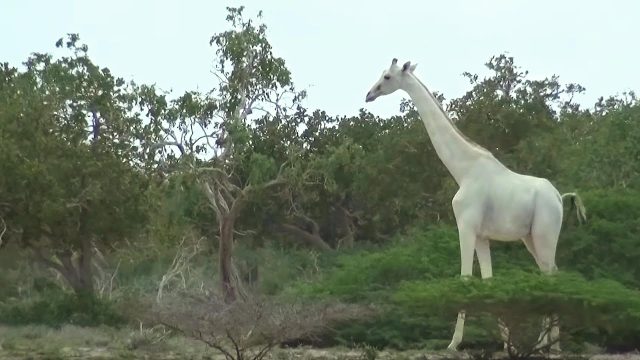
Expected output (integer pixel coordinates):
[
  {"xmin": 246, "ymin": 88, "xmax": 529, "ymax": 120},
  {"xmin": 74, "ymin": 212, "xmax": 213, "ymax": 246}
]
[
  {"xmin": 562, "ymin": 92, "xmax": 640, "ymax": 189},
  {"xmin": 0, "ymin": 35, "xmax": 161, "ymax": 297},
  {"xmin": 151, "ymin": 6, "xmax": 306, "ymax": 303},
  {"xmin": 148, "ymin": 294, "xmax": 371, "ymax": 360}
]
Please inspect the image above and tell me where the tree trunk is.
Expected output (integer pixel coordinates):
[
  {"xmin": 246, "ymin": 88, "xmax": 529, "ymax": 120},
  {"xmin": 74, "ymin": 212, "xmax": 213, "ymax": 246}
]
[
  {"xmin": 77, "ymin": 236, "xmax": 94, "ymax": 296},
  {"xmin": 202, "ymin": 175, "xmax": 284, "ymax": 304},
  {"xmin": 219, "ymin": 215, "xmax": 237, "ymax": 304},
  {"xmin": 67, "ymin": 177, "xmax": 95, "ymax": 298},
  {"xmin": 201, "ymin": 179, "xmax": 246, "ymax": 304},
  {"xmin": 335, "ymin": 206, "xmax": 356, "ymax": 249},
  {"xmin": 35, "ymin": 245, "xmax": 95, "ymax": 298},
  {"xmin": 60, "ymin": 248, "xmax": 94, "ymax": 297},
  {"xmin": 68, "ymin": 269, "xmax": 94, "ymax": 297}
]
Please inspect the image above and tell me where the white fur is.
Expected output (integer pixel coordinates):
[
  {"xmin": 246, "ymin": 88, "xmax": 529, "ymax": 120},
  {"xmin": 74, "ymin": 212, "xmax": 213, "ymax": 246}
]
[{"xmin": 366, "ymin": 59, "xmax": 586, "ymax": 352}]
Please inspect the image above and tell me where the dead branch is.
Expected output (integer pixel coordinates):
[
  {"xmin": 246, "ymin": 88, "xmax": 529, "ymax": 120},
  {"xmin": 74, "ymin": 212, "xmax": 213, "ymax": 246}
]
[
  {"xmin": 157, "ymin": 235, "xmax": 204, "ymax": 303},
  {"xmin": 502, "ymin": 313, "xmax": 561, "ymax": 360},
  {"xmin": 149, "ymin": 294, "xmax": 376, "ymax": 360},
  {"xmin": 202, "ymin": 181, "xmax": 224, "ymax": 221},
  {"xmin": 0, "ymin": 216, "xmax": 6, "ymax": 249},
  {"xmin": 95, "ymin": 255, "xmax": 120, "ymax": 300}
]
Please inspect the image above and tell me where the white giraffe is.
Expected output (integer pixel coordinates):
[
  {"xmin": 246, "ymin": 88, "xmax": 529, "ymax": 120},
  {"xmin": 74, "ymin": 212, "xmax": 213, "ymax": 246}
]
[{"xmin": 365, "ymin": 58, "xmax": 586, "ymax": 352}]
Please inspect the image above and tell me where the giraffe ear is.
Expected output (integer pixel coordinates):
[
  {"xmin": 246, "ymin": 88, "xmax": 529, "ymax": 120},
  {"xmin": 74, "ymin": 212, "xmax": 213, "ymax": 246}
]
[{"xmin": 402, "ymin": 61, "xmax": 417, "ymax": 73}]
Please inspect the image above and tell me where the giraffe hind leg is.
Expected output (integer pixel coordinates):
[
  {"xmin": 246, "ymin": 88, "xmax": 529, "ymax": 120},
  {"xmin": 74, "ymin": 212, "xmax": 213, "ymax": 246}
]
[{"xmin": 529, "ymin": 199, "xmax": 563, "ymax": 353}]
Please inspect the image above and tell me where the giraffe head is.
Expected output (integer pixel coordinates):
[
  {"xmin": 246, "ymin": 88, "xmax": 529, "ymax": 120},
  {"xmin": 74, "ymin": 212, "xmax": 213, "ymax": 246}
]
[{"xmin": 365, "ymin": 58, "xmax": 418, "ymax": 102}]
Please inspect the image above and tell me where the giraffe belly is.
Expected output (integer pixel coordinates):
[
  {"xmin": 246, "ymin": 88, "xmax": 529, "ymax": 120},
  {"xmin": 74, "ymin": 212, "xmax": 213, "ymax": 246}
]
[{"xmin": 479, "ymin": 199, "xmax": 534, "ymax": 241}]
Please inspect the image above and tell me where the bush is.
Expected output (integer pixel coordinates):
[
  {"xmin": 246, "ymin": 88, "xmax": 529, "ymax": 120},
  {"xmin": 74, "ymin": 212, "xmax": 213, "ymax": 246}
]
[
  {"xmin": 288, "ymin": 189, "xmax": 640, "ymax": 351},
  {"xmin": 146, "ymin": 294, "xmax": 373, "ymax": 360},
  {"xmin": 291, "ymin": 226, "xmax": 462, "ymax": 301},
  {"xmin": 394, "ymin": 269, "xmax": 640, "ymax": 352},
  {"xmin": 558, "ymin": 189, "xmax": 640, "ymax": 288},
  {"xmin": 327, "ymin": 304, "xmax": 501, "ymax": 350},
  {"xmin": 395, "ymin": 270, "xmax": 640, "ymax": 324},
  {"xmin": 288, "ymin": 225, "xmax": 534, "ymax": 349},
  {"xmin": 0, "ymin": 288, "xmax": 124, "ymax": 327}
]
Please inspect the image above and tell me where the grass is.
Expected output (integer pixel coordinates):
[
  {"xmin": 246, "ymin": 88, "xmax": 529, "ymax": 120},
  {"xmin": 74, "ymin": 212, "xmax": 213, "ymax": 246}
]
[
  {"xmin": 0, "ymin": 324, "xmax": 512, "ymax": 360},
  {"xmin": 0, "ymin": 324, "xmax": 629, "ymax": 360},
  {"xmin": 0, "ymin": 324, "xmax": 213, "ymax": 359},
  {"xmin": 2, "ymin": 214, "xmax": 640, "ymax": 358},
  {"xmin": 0, "ymin": 324, "xmax": 420, "ymax": 359}
]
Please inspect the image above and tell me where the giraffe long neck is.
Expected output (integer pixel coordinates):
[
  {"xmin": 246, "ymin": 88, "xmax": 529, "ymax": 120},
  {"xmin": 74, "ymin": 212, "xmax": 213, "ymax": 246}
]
[{"xmin": 403, "ymin": 74, "xmax": 498, "ymax": 184}]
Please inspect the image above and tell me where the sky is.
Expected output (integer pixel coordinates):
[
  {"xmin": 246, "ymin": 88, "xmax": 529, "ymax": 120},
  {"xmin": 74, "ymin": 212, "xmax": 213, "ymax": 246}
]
[{"xmin": 2, "ymin": 0, "xmax": 639, "ymax": 118}]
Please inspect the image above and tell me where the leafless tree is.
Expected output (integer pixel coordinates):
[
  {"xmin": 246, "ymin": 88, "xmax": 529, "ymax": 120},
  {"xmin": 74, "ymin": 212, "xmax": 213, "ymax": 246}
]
[{"xmin": 149, "ymin": 294, "xmax": 376, "ymax": 360}]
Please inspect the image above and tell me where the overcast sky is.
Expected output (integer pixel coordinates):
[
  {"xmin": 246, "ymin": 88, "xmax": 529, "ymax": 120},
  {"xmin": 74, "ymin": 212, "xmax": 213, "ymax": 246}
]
[{"xmin": 3, "ymin": 0, "xmax": 638, "ymax": 118}]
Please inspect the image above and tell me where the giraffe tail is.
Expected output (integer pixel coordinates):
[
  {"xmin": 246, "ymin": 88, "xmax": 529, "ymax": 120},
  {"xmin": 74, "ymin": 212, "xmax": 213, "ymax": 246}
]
[{"xmin": 561, "ymin": 192, "xmax": 587, "ymax": 224}]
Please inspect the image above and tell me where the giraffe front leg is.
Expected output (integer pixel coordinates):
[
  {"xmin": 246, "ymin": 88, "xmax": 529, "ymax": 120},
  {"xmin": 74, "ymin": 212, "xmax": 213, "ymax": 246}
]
[
  {"xmin": 476, "ymin": 238, "xmax": 514, "ymax": 354},
  {"xmin": 476, "ymin": 237, "xmax": 512, "ymax": 353},
  {"xmin": 447, "ymin": 224, "xmax": 476, "ymax": 351},
  {"xmin": 549, "ymin": 313, "xmax": 561, "ymax": 354},
  {"xmin": 537, "ymin": 316, "xmax": 550, "ymax": 350},
  {"xmin": 447, "ymin": 311, "xmax": 466, "ymax": 351}
]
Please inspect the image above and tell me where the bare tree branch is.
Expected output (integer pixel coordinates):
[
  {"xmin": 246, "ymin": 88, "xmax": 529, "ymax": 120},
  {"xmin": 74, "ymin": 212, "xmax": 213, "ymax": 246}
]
[
  {"xmin": 157, "ymin": 236, "xmax": 204, "ymax": 303},
  {"xmin": 202, "ymin": 182, "xmax": 223, "ymax": 221},
  {"xmin": 0, "ymin": 216, "xmax": 6, "ymax": 249},
  {"xmin": 149, "ymin": 295, "xmax": 375, "ymax": 360}
]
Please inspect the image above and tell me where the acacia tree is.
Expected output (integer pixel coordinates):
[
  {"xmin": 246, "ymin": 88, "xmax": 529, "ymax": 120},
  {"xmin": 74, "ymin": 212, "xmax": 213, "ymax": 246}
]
[
  {"xmin": 0, "ymin": 35, "xmax": 162, "ymax": 297},
  {"xmin": 151, "ymin": 7, "xmax": 306, "ymax": 303}
]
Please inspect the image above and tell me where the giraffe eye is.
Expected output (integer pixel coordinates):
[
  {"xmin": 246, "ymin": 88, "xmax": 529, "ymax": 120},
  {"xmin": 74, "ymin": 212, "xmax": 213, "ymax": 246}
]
[{"xmin": 384, "ymin": 75, "xmax": 391, "ymax": 80}]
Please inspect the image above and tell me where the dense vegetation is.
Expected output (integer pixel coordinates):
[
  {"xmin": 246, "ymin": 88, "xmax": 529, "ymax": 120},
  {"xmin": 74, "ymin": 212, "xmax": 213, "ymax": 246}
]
[{"xmin": 1, "ymin": 5, "xmax": 640, "ymax": 357}]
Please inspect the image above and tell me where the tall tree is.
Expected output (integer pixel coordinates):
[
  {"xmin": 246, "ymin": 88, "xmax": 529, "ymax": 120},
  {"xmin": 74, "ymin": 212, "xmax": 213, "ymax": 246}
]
[
  {"xmin": 152, "ymin": 7, "xmax": 306, "ymax": 303},
  {"xmin": 0, "ymin": 35, "xmax": 161, "ymax": 297}
]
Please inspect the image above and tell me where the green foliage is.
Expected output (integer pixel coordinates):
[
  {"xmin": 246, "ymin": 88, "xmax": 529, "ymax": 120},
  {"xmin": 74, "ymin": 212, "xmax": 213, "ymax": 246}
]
[
  {"xmin": 1, "ymin": 6, "xmax": 640, "ymax": 354},
  {"xmin": 292, "ymin": 226, "xmax": 458, "ymax": 300},
  {"xmin": 247, "ymin": 152, "xmax": 278, "ymax": 186},
  {"xmin": 209, "ymin": 6, "xmax": 299, "ymax": 120},
  {"xmin": 147, "ymin": 175, "xmax": 214, "ymax": 244},
  {"xmin": 246, "ymin": 246, "xmax": 326, "ymax": 295},
  {"xmin": 0, "ymin": 288, "xmax": 124, "ymax": 327},
  {"xmin": 558, "ymin": 189, "xmax": 640, "ymax": 287},
  {"xmin": 394, "ymin": 270, "xmax": 640, "ymax": 351},
  {"xmin": 0, "ymin": 34, "xmax": 162, "ymax": 295},
  {"xmin": 395, "ymin": 270, "xmax": 640, "ymax": 323},
  {"xmin": 292, "ymin": 225, "xmax": 537, "ymax": 301},
  {"xmin": 288, "ymin": 188, "xmax": 640, "ymax": 349},
  {"xmin": 564, "ymin": 98, "xmax": 640, "ymax": 188}
]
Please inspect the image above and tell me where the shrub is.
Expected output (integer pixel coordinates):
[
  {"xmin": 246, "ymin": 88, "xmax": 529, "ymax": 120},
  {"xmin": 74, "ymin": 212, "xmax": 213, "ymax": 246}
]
[
  {"xmin": 558, "ymin": 189, "xmax": 640, "ymax": 288},
  {"xmin": 287, "ymin": 225, "xmax": 532, "ymax": 349},
  {"xmin": 146, "ymin": 294, "xmax": 373, "ymax": 360},
  {"xmin": 394, "ymin": 269, "xmax": 640, "ymax": 352},
  {"xmin": 291, "ymin": 226, "xmax": 462, "ymax": 301},
  {"xmin": 288, "ymin": 190, "xmax": 640, "ymax": 351},
  {"xmin": 0, "ymin": 288, "xmax": 124, "ymax": 327}
]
